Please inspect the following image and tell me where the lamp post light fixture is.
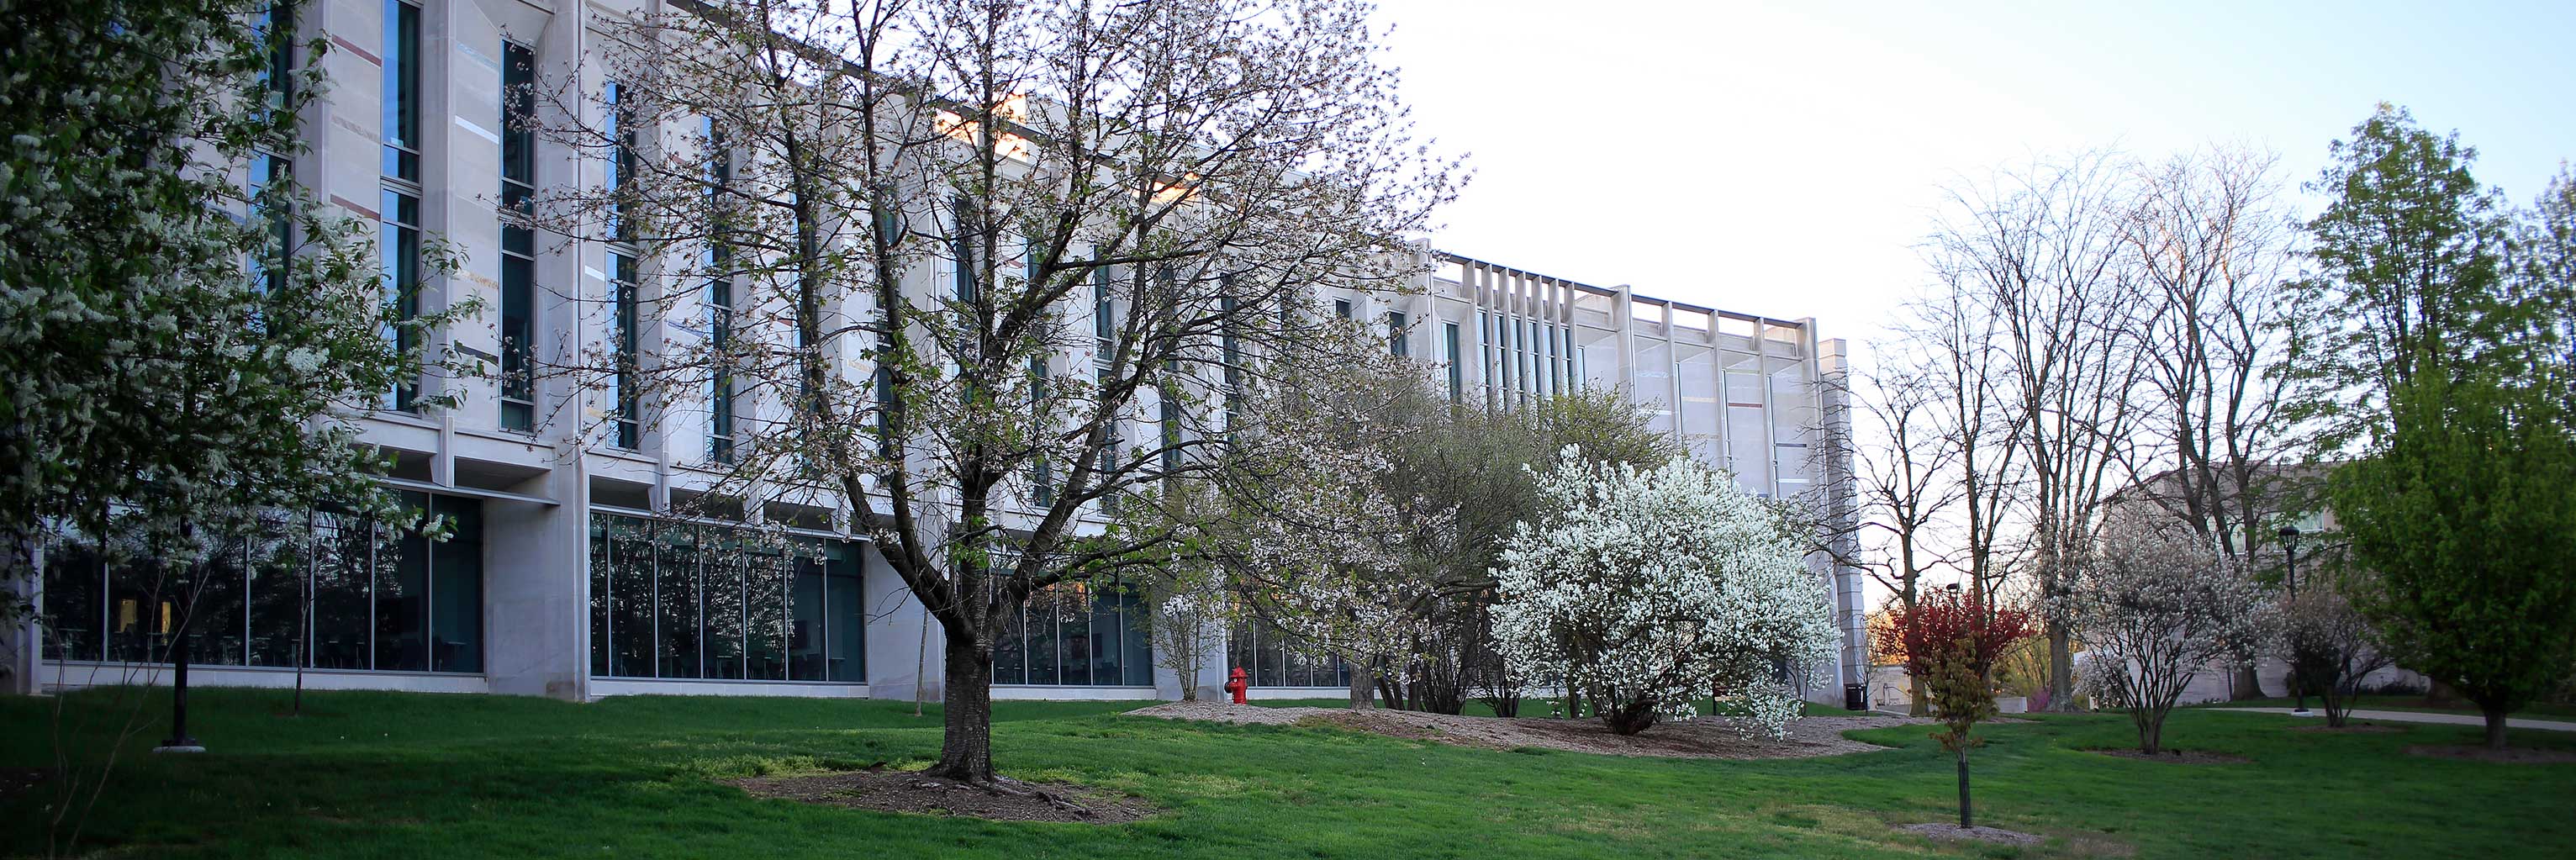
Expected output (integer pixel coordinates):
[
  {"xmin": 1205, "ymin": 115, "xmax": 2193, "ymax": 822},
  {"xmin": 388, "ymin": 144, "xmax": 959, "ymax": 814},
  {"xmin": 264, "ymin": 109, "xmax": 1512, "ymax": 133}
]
[{"xmin": 2278, "ymin": 525, "xmax": 2310, "ymax": 717}]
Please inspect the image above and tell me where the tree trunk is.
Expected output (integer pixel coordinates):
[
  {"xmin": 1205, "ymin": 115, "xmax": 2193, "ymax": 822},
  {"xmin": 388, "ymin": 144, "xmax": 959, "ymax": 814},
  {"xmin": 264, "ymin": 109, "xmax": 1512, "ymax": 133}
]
[
  {"xmin": 1347, "ymin": 662, "xmax": 1375, "ymax": 710},
  {"xmin": 1603, "ymin": 696, "xmax": 1659, "ymax": 736},
  {"xmin": 923, "ymin": 642, "xmax": 995, "ymax": 783},
  {"xmin": 162, "ymin": 628, "xmax": 198, "ymax": 750},
  {"xmin": 2045, "ymin": 627, "xmax": 2074, "ymax": 711},
  {"xmin": 1955, "ymin": 746, "xmax": 1972, "ymax": 828},
  {"xmin": 2229, "ymin": 663, "xmax": 2266, "ymax": 700},
  {"xmin": 1909, "ymin": 683, "xmax": 1929, "ymax": 717},
  {"xmin": 2483, "ymin": 705, "xmax": 2509, "ymax": 752},
  {"xmin": 2137, "ymin": 710, "xmax": 2163, "ymax": 756}
]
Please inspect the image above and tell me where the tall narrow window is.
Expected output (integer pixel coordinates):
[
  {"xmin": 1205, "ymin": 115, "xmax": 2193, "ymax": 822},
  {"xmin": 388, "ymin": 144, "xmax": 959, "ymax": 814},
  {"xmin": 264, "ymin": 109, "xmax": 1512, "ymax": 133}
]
[
  {"xmin": 605, "ymin": 80, "xmax": 641, "ymax": 450},
  {"xmin": 1092, "ymin": 266, "xmax": 1116, "ymax": 365},
  {"xmin": 611, "ymin": 253, "xmax": 640, "ymax": 450},
  {"xmin": 249, "ymin": 154, "xmax": 291, "ymax": 293},
  {"xmin": 379, "ymin": 0, "xmax": 422, "ymax": 411},
  {"xmin": 1159, "ymin": 393, "xmax": 1181, "ymax": 477},
  {"xmin": 951, "ymin": 197, "xmax": 978, "ymax": 303},
  {"xmin": 1387, "ymin": 311, "xmax": 1408, "ymax": 356},
  {"xmin": 499, "ymin": 42, "xmax": 536, "ymax": 431},
  {"xmin": 606, "ymin": 81, "xmax": 636, "ymax": 244},
  {"xmin": 705, "ymin": 119, "xmax": 735, "ymax": 463},
  {"xmin": 874, "ymin": 363, "xmax": 895, "ymax": 456},
  {"xmin": 1029, "ymin": 355, "xmax": 1052, "ymax": 506},
  {"xmin": 1444, "ymin": 322, "xmax": 1462, "ymax": 403}
]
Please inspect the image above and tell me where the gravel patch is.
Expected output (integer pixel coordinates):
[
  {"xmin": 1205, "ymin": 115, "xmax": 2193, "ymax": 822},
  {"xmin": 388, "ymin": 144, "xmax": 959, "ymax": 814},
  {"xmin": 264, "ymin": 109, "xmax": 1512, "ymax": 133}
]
[
  {"xmin": 1127, "ymin": 700, "xmax": 1333, "ymax": 725},
  {"xmin": 1898, "ymin": 822, "xmax": 2046, "ymax": 846},
  {"xmin": 1128, "ymin": 701, "xmax": 1932, "ymax": 760}
]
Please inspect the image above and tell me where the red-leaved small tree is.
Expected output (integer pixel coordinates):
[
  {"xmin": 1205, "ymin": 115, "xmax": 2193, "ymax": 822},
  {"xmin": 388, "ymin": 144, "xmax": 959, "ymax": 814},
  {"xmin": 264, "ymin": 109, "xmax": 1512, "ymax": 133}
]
[{"xmin": 1890, "ymin": 589, "xmax": 2037, "ymax": 829}]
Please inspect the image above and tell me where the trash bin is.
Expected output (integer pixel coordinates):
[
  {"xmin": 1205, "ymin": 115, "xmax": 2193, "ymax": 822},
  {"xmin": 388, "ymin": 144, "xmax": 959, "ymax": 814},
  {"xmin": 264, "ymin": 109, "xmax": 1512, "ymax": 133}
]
[{"xmin": 1844, "ymin": 683, "xmax": 1866, "ymax": 712}]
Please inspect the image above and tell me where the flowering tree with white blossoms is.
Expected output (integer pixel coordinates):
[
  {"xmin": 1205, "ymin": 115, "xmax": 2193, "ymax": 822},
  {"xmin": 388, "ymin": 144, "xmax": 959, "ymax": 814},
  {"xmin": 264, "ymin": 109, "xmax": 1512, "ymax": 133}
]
[
  {"xmin": 2066, "ymin": 514, "xmax": 2275, "ymax": 754},
  {"xmin": 1210, "ymin": 351, "xmax": 1456, "ymax": 710},
  {"xmin": 1491, "ymin": 450, "xmax": 1837, "ymax": 737}
]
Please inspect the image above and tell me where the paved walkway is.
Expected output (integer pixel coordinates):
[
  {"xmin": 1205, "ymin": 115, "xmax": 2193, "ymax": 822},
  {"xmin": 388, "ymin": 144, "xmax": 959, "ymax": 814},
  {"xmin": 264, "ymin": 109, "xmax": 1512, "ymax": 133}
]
[{"xmin": 2214, "ymin": 707, "xmax": 2576, "ymax": 732}]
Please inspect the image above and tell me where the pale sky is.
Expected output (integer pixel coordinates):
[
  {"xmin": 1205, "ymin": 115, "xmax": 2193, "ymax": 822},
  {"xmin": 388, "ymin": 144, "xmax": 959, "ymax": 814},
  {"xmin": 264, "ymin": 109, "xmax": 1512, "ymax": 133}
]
[{"xmin": 1370, "ymin": 0, "xmax": 2576, "ymax": 359}]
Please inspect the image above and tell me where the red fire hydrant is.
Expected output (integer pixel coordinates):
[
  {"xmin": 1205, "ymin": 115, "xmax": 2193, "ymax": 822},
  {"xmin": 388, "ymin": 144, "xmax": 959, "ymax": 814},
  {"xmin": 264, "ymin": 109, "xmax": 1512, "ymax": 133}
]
[{"xmin": 1223, "ymin": 667, "xmax": 1249, "ymax": 704}]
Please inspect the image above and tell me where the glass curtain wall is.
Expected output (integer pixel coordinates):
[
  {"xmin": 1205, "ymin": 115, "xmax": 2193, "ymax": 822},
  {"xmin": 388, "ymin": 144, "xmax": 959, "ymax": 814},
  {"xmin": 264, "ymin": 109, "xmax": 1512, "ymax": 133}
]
[
  {"xmin": 40, "ymin": 492, "xmax": 483, "ymax": 673},
  {"xmin": 587, "ymin": 512, "xmax": 865, "ymax": 683},
  {"xmin": 991, "ymin": 581, "xmax": 1152, "ymax": 687},
  {"xmin": 1225, "ymin": 619, "xmax": 1350, "ymax": 689}
]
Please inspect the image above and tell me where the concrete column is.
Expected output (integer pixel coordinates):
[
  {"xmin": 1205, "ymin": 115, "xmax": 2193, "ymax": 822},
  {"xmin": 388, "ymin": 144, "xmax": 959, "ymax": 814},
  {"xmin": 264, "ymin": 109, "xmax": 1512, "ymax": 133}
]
[
  {"xmin": 484, "ymin": 446, "xmax": 588, "ymax": 699},
  {"xmin": 864, "ymin": 551, "xmax": 939, "ymax": 703}
]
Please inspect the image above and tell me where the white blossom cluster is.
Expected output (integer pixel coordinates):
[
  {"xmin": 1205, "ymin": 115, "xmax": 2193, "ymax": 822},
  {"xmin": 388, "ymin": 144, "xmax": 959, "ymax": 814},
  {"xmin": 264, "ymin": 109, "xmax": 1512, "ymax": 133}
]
[
  {"xmin": 2062, "ymin": 516, "xmax": 2274, "ymax": 728},
  {"xmin": 1491, "ymin": 448, "xmax": 1835, "ymax": 737}
]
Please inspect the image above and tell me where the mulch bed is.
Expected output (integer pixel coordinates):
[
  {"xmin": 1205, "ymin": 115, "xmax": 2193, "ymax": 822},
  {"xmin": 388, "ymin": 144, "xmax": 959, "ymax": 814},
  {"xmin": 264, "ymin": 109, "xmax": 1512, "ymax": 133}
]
[
  {"xmin": 1897, "ymin": 822, "xmax": 2046, "ymax": 846},
  {"xmin": 2406, "ymin": 745, "xmax": 2576, "ymax": 764},
  {"xmin": 1129, "ymin": 700, "xmax": 1926, "ymax": 760},
  {"xmin": 726, "ymin": 768, "xmax": 1159, "ymax": 824},
  {"xmin": 2085, "ymin": 748, "xmax": 2249, "ymax": 765}
]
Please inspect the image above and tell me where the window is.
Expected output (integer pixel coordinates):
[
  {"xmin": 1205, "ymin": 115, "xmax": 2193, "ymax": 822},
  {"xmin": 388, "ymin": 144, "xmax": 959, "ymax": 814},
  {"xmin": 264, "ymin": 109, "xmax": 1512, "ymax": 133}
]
[
  {"xmin": 603, "ymin": 80, "xmax": 643, "ymax": 451},
  {"xmin": 589, "ymin": 512, "xmax": 865, "ymax": 682},
  {"xmin": 248, "ymin": 154, "xmax": 292, "ymax": 293},
  {"xmin": 1227, "ymin": 619, "xmax": 1349, "ymax": 689},
  {"xmin": 499, "ymin": 42, "xmax": 537, "ymax": 431},
  {"xmin": 1387, "ymin": 311, "xmax": 1408, "ymax": 356},
  {"xmin": 379, "ymin": 0, "xmax": 422, "ymax": 411},
  {"xmin": 605, "ymin": 81, "xmax": 636, "ymax": 244},
  {"xmin": 1029, "ymin": 355, "xmax": 1052, "ymax": 506},
  {"xmin": 951, "ymin": 197, "xmax": 978, "ymax": 303},
  {"xmin": 705, "ymin": 119, "xmax": 736, "ymax": 463},
  {"xmin": 992, "ymin": 581, "xmax": 1151, "ymax": 686},
  {"xmin": 41, "ymin": 493, "xmax": 483, "ymax": 673},
  {"xmin": 1444, "ymin": 322, "xmax": 1462, "ymax": 402},
  {"xmin": 1333, "ymin": 298, "xmax": 1351, "ymax": 319},
  {"xmin": 378, "ymin": 189, "xmax": 421, "ymax": 411},
  {"xmin": 1159, "ymin": 393, "xmax": 1181, "ymax": 477},
  {"xmin": 380, "ymin": 0, "xmax": 420, "ymax": 182},
  {"xmin": 610, "ymin": 253, "xmax": 640, "ymax": 450}
]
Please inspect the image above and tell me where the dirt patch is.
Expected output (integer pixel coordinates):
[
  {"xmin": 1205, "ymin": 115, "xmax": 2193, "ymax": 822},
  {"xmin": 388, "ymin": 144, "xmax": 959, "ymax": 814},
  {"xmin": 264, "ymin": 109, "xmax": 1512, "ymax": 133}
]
[
  {"xmin": 2406, "ymin": 745, "xmax": 2576, "ymax": 764},
  {"xmin": 1898, "ymin": 822, "xmax": 2047, "ymax": 846},
  {"xmin": 2292, "ymin": 722, "xmax": 2403, "ymax": 734},
  {"xmin": 1129, "ymin": 701, "xmax": 1932, "ymax": 760},
  {"xmin": 2085, "ymin": 747, "xmax": 2249, "ymax": 764},
  {"xmin": 726, "ymin": 768, "xmax": 1158, "ymax": 824}
]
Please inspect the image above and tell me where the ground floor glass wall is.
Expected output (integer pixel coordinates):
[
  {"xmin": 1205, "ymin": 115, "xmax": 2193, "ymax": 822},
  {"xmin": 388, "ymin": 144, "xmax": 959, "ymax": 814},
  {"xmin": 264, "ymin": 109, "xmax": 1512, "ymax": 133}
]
[
  {"xmin": 39, "ymin": 492, "xmax": 484, "ymax": 673},
  {"xmin": 1227, "ymin": 619, "xmax": 1351, "ymax": 689},
  {"xmin": 992, "ymin": 582, "xmax": 1152, "ymax": 686},
  {"xmin": 588, "ymin": 512, "xmax": 864, "ymax": 683}
]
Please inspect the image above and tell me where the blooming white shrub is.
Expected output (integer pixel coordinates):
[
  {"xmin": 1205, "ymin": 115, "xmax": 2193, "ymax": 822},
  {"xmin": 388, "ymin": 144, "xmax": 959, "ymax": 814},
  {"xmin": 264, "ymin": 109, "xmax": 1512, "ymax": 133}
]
[
  {"xmin": 2063, "ymin": 515, "xmax": 2275, "ymax": 753},
  {"xmin": 1491, "ymin": 449, "xmax": 1836, "ymax": 737}
]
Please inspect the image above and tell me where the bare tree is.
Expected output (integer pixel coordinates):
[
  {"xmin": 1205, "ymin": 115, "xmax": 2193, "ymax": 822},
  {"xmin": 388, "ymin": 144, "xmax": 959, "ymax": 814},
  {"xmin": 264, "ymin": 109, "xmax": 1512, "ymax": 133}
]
[
  {"xmin": 520, "ymin": 0, "xmax": 1455, "ymax": 789},
  {"xmin": 1835, "ymin": 359, "xmax": 1963, "ymax": 714},
  {"xmin": 1930, "ymin": 152, "xmax": 2146, "ymax": 711},
  {"xmin": 2119, "ymin": 146, "xmax": 2304, "ymax": 698}
]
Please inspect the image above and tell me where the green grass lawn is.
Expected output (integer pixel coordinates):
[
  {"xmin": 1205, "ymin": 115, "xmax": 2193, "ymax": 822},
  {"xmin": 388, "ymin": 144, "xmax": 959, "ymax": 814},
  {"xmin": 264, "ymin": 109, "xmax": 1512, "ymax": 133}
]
[
  {"xmin": 4, "ymin": 687, "xmax": 2572, "ymax": 859},
  {"xmin": 2200, "ymin": 695, "xmax": 2576, "ymax": 720}
]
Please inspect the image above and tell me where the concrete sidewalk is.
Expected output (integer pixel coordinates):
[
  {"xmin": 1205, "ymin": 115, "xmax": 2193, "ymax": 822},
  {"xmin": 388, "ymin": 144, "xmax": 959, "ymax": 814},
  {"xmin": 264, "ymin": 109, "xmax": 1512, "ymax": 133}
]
[{"xmin": 2213, "ymin": 707, "xmax": 2576, "ymax": 732}]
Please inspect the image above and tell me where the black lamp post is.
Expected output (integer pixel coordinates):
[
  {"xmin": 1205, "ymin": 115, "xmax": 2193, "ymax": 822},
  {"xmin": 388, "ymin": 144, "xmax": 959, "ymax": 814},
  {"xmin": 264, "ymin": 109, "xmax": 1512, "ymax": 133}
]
[{"xmin": 2278, "ymin": 525, "xmax": 2309, "ymax": 716}]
